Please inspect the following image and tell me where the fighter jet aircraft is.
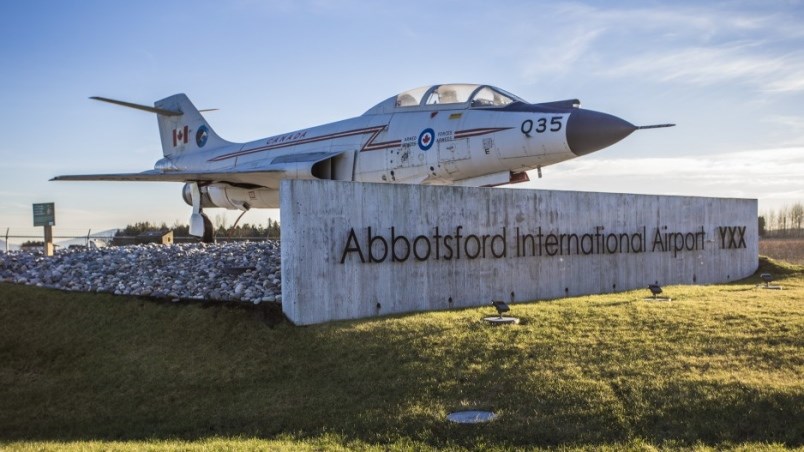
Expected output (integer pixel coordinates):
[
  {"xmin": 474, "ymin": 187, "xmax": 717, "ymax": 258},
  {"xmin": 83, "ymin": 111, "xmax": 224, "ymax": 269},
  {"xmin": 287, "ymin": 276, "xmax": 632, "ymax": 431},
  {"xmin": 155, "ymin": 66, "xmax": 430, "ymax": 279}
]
[{"xmin": 53, "ymin": 83, "xmax": 673, "ymax": 241}]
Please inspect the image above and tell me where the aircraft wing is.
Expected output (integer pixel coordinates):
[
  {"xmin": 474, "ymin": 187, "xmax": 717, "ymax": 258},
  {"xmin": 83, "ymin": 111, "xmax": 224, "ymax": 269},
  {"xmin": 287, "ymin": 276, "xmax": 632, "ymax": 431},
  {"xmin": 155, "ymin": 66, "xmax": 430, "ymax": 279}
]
[
  {"xmin": 52, "ymin": 150, "xmax": 346, "ymax": 188},
  {"xmin": 51, "ymin": 169, "xmax": 283, "ymax": 187}
]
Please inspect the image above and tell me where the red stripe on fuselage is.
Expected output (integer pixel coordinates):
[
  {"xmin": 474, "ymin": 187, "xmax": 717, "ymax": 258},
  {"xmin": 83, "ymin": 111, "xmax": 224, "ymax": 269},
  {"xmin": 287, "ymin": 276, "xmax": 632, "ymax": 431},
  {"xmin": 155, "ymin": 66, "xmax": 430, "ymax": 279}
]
[
  {"xmin": 209, "ymin": 125, "xmax": 394, "ymax": 162},
  {"xmin": 208, "ymin": 125, "xmax": 511, "ymax": 162},
  {"xmin": 454, "ymin": 127, "xmax": 512, "ymax": 138}
]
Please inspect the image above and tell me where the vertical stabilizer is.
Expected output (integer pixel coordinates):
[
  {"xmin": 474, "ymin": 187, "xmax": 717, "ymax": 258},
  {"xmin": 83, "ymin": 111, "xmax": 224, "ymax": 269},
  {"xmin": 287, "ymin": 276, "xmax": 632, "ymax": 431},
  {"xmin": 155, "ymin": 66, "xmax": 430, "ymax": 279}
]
[{"xmin": 154, "ymin": 94, "xmax": 231, "ymax": 158}]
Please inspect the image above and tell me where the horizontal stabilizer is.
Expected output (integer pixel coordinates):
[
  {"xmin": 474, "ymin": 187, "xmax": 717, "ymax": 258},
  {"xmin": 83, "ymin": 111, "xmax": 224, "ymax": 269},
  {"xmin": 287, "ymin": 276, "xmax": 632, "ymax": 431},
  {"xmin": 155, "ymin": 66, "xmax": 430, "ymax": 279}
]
[{"xmin": 90, "ymin": 96, "xmax": 183, "ymax": 116}]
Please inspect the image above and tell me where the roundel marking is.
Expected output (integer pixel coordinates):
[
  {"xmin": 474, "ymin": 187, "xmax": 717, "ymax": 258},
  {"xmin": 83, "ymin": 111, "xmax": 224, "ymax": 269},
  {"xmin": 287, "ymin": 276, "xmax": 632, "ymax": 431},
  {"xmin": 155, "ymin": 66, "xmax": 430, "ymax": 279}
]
[
  {"xmin": 418, "ymin": 128, "xmax": 435, "ymax": 151},
  {"xmin": 196, "ymin": 125, "xmax": 209, "ymax": 148}
]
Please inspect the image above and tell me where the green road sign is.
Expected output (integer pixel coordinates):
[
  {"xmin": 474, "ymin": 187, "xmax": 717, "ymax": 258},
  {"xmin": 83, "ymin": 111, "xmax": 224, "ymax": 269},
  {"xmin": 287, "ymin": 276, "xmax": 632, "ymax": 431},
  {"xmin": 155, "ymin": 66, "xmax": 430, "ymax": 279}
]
[{"xmin": 33, "ymin": 202, "xmax": 55, "ymax": 227}]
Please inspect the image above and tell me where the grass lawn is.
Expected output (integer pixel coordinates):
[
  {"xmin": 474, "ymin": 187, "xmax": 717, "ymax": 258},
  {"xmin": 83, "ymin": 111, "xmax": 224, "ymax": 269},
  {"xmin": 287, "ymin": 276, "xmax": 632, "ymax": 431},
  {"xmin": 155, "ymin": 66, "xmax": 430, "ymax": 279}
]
[{"xmin": 0, "ymin": 257, "xmax": 802, "ymax": 450}]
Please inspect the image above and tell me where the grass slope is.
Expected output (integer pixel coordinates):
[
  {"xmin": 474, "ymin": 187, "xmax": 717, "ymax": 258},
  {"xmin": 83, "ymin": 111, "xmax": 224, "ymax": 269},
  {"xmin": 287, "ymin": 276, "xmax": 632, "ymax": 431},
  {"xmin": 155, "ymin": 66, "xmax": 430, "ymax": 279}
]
[{"xmin": 0, "ymin": 258, "xmax": 802, "ymax": 450}]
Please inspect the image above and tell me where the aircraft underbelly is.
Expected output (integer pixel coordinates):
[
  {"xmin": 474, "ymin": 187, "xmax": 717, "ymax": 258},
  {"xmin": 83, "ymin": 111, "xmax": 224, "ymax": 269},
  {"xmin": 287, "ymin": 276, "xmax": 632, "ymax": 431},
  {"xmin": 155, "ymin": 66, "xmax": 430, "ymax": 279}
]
[{"xmin": 207, "ymin": 184, "xmax": 279, "ymax": 209}]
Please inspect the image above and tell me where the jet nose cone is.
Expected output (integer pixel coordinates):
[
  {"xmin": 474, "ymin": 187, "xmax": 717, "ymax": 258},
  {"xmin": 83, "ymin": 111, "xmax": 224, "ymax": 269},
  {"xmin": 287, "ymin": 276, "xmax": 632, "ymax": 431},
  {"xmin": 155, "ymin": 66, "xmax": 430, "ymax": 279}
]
[{"xmin": 566, "ymin": 109, "xmax": 636, "ymax": 156}]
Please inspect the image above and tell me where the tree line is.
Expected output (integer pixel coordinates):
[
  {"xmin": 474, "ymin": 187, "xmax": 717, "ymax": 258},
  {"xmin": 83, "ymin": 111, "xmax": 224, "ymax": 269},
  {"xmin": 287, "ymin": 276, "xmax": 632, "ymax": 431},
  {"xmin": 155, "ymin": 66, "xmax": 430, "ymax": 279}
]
[
  {"xmin": 114, "ymin": 218, "xmax": 280, "ymax": 243},
  {"xmin": 759, "ymin": 202, "xmax": 803, "ymax": 238}
]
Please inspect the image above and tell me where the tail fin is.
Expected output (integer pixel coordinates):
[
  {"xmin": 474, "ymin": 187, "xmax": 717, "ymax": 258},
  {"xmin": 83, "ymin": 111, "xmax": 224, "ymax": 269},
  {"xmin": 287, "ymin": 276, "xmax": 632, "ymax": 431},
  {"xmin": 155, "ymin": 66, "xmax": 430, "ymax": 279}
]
[
  {"xmin": 154, "ymin": 94, "xmax": 232, "ymax": 158},
  {"xmin": 91, "ymin": 94, "xmax": 232, "ymax": 158}
]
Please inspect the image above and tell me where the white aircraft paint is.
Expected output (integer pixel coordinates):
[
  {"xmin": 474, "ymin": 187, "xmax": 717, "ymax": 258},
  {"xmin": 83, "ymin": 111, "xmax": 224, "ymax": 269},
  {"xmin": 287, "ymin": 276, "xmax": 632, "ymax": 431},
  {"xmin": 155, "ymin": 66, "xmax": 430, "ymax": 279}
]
[{"xmin": 54, "ymin": 83, "xmax": 672, "ymax": 240}]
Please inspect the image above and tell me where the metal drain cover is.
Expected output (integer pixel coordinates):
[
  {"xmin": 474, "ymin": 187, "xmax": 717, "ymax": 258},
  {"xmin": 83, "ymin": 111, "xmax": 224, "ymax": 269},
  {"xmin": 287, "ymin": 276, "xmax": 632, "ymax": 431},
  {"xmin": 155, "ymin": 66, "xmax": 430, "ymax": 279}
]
[{"xmin": 446, "ymin": 410, "xmax": 497, "ymax": 424}]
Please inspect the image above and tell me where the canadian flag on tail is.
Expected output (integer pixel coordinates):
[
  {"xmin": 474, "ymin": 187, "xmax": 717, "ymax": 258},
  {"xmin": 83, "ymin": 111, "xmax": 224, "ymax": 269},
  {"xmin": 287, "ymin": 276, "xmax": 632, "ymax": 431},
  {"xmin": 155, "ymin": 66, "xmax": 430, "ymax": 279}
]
[{"xmin": 173, "ymin": 125, "xmax": 189, "ymax": 147}]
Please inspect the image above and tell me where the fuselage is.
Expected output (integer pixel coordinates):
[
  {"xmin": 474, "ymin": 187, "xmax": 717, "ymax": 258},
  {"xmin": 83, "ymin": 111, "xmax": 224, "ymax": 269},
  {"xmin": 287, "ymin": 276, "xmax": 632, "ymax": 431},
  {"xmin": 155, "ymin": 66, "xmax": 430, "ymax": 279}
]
[
  {"xmin": 56, "ymin": 84, "xmax": 655, "ymax": 241},
  {"xmin": 166, "ymin": 84, "xmax": 636, "ymax": 210},
  {"xmin": 174, "ymin": 106, "xmax": 573, "ymax": 184}
]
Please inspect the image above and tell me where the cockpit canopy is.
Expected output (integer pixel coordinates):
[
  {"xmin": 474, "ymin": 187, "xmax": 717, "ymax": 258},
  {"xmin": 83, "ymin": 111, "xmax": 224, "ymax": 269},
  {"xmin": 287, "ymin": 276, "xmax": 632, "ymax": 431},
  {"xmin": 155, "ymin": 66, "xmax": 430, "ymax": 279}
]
[{"xmin": 363, "ymin": 84, "xmax": 526, "ymax": 115}]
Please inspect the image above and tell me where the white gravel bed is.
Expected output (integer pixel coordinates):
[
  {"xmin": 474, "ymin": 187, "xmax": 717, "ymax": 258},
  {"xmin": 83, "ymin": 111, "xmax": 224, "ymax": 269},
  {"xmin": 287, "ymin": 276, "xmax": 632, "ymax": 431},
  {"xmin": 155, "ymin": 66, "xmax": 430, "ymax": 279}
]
[{"xmin": 0, "ymin": 242, "xmax": 282, "ymax": 305}]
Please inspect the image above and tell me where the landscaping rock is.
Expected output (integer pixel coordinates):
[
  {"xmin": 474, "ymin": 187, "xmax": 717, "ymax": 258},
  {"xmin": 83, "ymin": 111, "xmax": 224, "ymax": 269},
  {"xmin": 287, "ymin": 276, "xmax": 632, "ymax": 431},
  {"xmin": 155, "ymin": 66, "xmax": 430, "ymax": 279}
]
[{"xmin": 0, "ymin": 242, "xmax": 282, "ymax": 305}]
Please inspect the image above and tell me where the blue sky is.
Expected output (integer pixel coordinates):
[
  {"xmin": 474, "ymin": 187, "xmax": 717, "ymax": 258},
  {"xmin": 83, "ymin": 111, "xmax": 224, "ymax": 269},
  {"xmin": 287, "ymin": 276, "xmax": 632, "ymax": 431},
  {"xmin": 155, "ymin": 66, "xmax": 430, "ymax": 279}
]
[{"xmin": 1, "ymin": 0, "xmax": 803, "ymax": 236}]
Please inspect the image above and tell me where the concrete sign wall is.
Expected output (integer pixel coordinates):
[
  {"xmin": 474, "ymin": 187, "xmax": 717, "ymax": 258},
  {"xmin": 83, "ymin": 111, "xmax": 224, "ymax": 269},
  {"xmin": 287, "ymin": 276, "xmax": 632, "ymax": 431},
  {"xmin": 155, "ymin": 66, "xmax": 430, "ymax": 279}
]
[{"xmin": 280, "ymin": 180, "xmax": 758, "ymax": 325}]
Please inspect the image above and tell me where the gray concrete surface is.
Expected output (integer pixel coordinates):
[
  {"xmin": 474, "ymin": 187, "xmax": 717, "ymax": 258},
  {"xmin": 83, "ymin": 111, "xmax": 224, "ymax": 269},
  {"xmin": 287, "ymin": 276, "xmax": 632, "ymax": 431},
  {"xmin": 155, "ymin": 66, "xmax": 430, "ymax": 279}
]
[{"xmin": 281, "ymin": 180, "xmax": 757, "ymax": 325}]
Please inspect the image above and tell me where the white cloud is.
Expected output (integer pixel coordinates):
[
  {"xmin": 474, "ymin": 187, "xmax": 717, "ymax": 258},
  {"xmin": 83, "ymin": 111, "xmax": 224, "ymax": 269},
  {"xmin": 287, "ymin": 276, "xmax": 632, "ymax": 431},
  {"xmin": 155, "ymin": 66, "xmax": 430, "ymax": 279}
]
[
  {"xmin": 520, "ymin": 147, "xmax": 804, "ymax": 209},
  {"xmin": 506, "ymin": 2, "xmax": 804, "ymax": 93},
  {"xmin": 761, "ymin": 115, "xmax": 804, "ymax": 146},
  {"xmin": 520, "ymin": 28, "xmax": 604, "ymax": 79},
  {"xmin": 765, "ymin": 115, "xmax": 804, "ymax": 129},
  {"xmin": 602, "ymin": 44, "xmax": 804, "ymax": 93},
  {"xmin": 766, "ymin": 71, "xmax": 804, "ymax": 93}
]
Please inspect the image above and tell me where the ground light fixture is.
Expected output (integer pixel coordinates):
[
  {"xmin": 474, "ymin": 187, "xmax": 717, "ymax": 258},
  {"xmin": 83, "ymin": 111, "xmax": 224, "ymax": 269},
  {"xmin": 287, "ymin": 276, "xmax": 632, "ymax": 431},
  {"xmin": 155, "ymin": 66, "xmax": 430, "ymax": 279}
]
[
  {"xmin": 491, "ymin": 300, "xmax": 510, "ymax": 317},
  {"xmin": 446, "ymin": 410, "xmax": 497, "ymax": 424},
  {"xmin": 646, "ymin": 283, "xmax": 671, "ymax": 301},
  {"xmin": 484, "ymin": 299, "xmax": 519, "ymax": 325},
  {"xmin": 758, "ymin": 273, "xmax": 782, "ymax": 290}
]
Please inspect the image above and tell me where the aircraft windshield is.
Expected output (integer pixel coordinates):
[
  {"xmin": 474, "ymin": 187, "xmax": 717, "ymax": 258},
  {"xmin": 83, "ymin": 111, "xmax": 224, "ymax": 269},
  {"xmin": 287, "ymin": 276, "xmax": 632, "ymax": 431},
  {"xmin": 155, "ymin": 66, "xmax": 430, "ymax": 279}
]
[
  {"xmin": 470, "ymin": 86, "xmax": 517, "ymax": 107},
  {"xmin": 395, "ymin": 86, "xmax": 430, "ymax": 107},
  {"xmin": 394, "ymin": 84, "xmax": 523, "ymax": 108},
  {"xmin": 424, "ymin": 84, "xmax": 478, "ymax": 105}
]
